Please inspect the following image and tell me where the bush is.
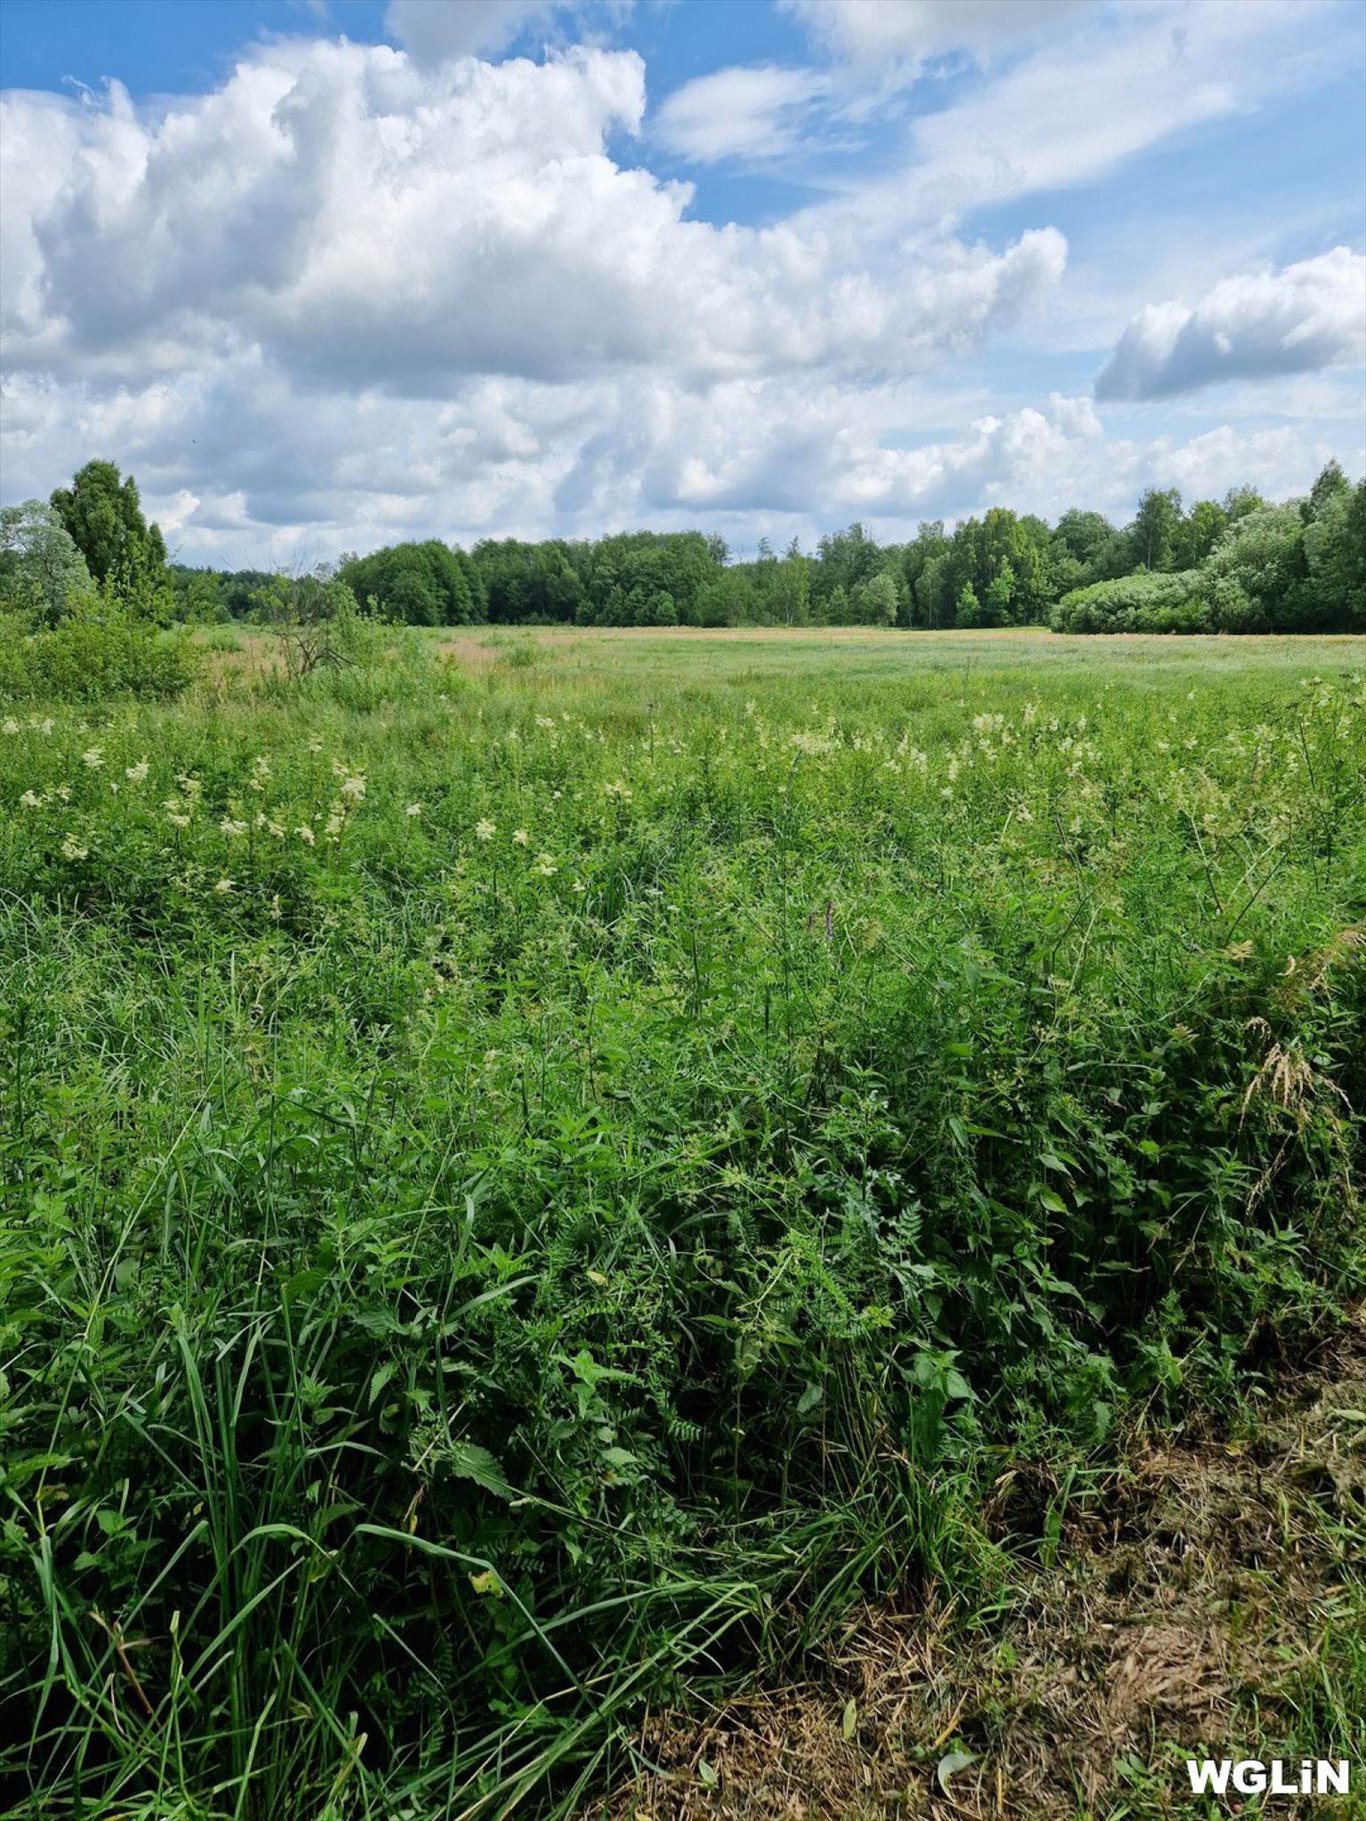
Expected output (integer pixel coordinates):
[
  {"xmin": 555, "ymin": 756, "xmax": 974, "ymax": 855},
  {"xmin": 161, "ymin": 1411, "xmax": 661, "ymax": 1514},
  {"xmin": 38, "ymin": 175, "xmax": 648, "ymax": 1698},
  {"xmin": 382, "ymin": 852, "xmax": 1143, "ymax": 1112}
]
[
  {"xmin": 0, "ymin": 603, "xmax": 197, "ymax": 702},
  {"xmin": 1050, "ymin": 569, "xmax": 1209, "ymax": 633}
]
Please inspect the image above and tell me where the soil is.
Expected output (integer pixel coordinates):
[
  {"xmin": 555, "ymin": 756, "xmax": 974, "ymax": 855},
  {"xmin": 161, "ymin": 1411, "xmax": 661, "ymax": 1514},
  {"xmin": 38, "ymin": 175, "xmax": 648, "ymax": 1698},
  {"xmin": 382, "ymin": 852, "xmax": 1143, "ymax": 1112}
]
[{"xmin": 588, "ymin": 1313, "xmax": 1366, "ymax": 1820}]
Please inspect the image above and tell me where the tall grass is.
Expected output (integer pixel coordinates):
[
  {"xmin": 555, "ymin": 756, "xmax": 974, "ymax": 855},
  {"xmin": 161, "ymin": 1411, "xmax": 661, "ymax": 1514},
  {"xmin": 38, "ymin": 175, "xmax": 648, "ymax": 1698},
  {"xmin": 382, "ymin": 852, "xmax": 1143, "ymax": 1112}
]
[{"xmin": 1, "ymin": 631, "xmax": 1362, "ymax": 1817}]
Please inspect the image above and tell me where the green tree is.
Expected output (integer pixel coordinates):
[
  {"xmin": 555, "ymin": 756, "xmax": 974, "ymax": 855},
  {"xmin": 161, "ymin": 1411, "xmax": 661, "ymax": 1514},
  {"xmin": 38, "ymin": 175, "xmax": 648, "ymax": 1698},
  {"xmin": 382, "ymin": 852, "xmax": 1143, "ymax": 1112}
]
[
  {"xmin": 984, "ymin": 559, "xmax": 1015, "ymax": 627},
  {"xmin": 340, "ymin": 540, "xmax": 474, "ymax": 625},
  {"xmin": 1173, "ymin": 499, "xmax": 1228, "ymax": 569},
  {"xmin": 1129, "ymin": 487, "xmax": 1182, "ymax": 572},
  {"xmin": 954, "ymin": 580, "xmax": 982, "ymax": 628},
  {"xmin": 1300, "ymin": 473, "xmax": 1366, "ymax": 631},
  {"xmin": 0, "ymin": 499, "xmax": 93, "ymax": 627},
  {"xmin": 1202, "ymin": 505, "xmax": 1305, "ymax": 630},
  {"xmin": 855, "ymin": 570, "xmax": 898, "ymax": 626},
  {"xmin": 50, "ymin": 460, "xmax": 167, "ymax": 596}
]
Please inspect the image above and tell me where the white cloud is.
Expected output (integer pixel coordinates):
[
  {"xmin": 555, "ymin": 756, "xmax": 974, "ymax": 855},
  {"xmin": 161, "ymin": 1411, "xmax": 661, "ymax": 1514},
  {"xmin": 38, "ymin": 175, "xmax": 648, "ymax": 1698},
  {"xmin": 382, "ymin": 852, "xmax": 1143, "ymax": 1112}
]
[
  {"xmin": 385, "ymin": 0, "xmax": 614, "ymax": 64},
  {"xmin": 654, "ymin": 65, "xmax": 828, "ymax": 164},
  {"xmin": 1095, "ymin": 248, "xmax": 1366, "ymax": 399},
  {"xmin": 1, "ymin": 38, "xmax": 1064, "ymax": 398},
  {"xmin": 781, "ymin": 0, "xmax": 1086, "ymax": 70},
  {"xmin": 808, "ymin": 0, "xmax": 1349, "ymax": 238},
  {"xmin": 1, "ymin": 4, "xmax": 1359, "ymax": 565}
]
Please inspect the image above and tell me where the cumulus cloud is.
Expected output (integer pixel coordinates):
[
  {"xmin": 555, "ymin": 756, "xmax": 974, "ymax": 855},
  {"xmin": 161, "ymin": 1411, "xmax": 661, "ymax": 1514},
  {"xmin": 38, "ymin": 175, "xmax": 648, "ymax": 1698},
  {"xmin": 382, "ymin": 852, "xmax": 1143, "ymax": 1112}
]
[
  {"xmin": 1, "ymin": 4, "xmax": 1358, "ymax": 564},
  {"xmin": 1, "ymin": 38, "xmax": 1065, "ymax": 398},
  {"xmin": 1095, "ymin": 248, "xmax": 1366, "ymax": 400},
  {"xmin": 654, "ymin": 64, "xmax": 828, "ymax": 164}
]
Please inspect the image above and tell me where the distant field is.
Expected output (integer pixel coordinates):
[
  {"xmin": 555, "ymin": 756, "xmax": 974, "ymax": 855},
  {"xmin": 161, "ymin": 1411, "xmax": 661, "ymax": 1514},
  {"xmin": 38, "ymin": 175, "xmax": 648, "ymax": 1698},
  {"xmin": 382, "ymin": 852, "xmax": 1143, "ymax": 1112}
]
[
  {"xmin": 3, "ymin": 626, "xmax": 1363, "ymax": 1819},
  {"xmin": 431, "ymin": 621, "xmax": 1366, "ymax": 678}
]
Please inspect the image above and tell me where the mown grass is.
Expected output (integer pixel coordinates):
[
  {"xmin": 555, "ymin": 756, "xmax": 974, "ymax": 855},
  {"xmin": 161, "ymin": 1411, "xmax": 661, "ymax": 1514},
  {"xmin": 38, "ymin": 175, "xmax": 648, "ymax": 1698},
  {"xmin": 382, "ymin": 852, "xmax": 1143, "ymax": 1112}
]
[{"xmin": 1, "ymin": 629, "xmax": 1363, "ymax": 1819}]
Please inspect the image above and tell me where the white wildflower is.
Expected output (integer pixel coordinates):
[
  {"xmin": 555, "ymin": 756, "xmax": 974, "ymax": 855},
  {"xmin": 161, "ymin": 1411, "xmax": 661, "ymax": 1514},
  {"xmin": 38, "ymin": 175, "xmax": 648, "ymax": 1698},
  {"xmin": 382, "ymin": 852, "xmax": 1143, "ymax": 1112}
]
[{"xmin": 475, "ymin": 819, "xmax": 496, "ymax": 841}]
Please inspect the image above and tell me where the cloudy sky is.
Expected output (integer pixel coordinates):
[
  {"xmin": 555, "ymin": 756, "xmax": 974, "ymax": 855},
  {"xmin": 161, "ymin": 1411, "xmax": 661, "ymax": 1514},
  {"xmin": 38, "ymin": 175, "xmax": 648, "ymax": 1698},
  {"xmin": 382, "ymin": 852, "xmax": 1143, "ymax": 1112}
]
[{"xmin": 1, "ymin": 0, "xmax": 1363, "ymax": 567}]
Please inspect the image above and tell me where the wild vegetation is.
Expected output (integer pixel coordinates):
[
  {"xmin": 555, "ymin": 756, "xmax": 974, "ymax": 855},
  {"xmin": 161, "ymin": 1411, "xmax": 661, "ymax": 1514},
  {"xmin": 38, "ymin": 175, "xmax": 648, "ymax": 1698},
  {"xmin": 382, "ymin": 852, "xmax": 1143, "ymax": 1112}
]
[
  {"xmin": 10, "ymin": 462, "xmax": 1334, "ymax": 637},
  {"xmin": 1, "ymin": 615, "xmax": 1363, "ymax": 1818},
  {"xmin": 5, "ymin": 460, "xmax": 1363, "ymax": 659}
]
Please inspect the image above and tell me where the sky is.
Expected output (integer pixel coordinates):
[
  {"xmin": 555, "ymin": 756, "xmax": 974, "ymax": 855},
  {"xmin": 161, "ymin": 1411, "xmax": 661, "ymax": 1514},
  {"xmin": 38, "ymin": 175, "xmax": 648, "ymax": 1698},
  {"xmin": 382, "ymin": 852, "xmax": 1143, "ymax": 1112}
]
[{"xmin": 1, "ymin": 0, "xmax": 1363, "ymax": 569}]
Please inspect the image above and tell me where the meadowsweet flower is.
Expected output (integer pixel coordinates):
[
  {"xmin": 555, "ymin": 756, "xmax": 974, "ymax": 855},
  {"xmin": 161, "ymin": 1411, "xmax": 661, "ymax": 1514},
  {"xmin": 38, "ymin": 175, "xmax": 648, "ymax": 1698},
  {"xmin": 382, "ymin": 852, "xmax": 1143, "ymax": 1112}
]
[
  {"xmin": 267, "ymin": 820, "xmax": 285, "ymax": 839},
  {"xmin": 220, "ymin": 818, "xmax": 248, "ymax": 838},
  {"xmin": 54, "ymin": 783, "xmax": 71, "ymax": 802},
  {"xmin": 82, "ymin": 746, "xmax": 104, "ymax": 769},
  {"xmin": 512, "ymin": 828, "xmax": 529, "ymax": 846},
  {"xmin": 297, "ymin": 824, "xmax": 316, "ymax": 846},
  {"xmin": 269, "ymin": 894, "xmax": 283, "ymax": 920},
  {"xmin": 534, "ymin": 853, "xmax": 558, "ymax": 876},
  {"xmin": 404, "ymin": 802, "xmax": 422, "ymax": 818},
  {"xmin": 475, "ymin": 818, "xmax": 496, "ymax": 841},
  {"xmin": 571, "ymin": 879, "xmax": 586, "ymax": 894},
  {"xmin": 19, "ymin": 790, "xmax": 42, "ymax": 808},
  {"xmin": 37, "ymin": 717, "xmax": 55, "ymax": 735},
  {"xmin": 325, "ymin": 808, "xmax": 345, "ymax": 838},
  {"xmin": 2, "ymin": 718, "xmax": 19, "ymax": 734},
  {"xmin": 167, "ymin": 812, "xmax": 191, "ymax": 829},
  {"xmin": 61, "ymin": 834, "xmax": 88, "ymax": 860},
  {"xmin": 340, "ymin": 774, "xmax": 366, "ymax": 802},
  {"xmin": 214, "ymin": 878, "xmax": 234, "ymax": 895},
  {"xmin": 604, "ymin": 780, "xmax": 632, "ymax": 801},
  {"xmin": 125, "ymin": 758, "xmax": 149, "ymax": 783},
  {"xmin": 308, "ymin": 737, "xmax": 323, "ymax": 754}
]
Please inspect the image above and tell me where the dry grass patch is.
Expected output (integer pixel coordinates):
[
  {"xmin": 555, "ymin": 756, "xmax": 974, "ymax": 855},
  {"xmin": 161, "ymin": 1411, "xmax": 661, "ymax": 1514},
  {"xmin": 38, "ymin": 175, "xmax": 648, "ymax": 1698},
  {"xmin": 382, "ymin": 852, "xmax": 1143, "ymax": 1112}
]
[{"xmin": 592, "ymin": 1318, "xmax": 1366, "ymax": 1821}]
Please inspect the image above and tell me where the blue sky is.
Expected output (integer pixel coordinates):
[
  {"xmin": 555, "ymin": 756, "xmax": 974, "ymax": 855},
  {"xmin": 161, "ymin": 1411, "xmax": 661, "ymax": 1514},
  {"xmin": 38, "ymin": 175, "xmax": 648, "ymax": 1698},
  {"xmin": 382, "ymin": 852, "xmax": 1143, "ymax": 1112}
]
[{"xmin": 1, "ymin": 0, "xmax": 1363, "ymax": 567}]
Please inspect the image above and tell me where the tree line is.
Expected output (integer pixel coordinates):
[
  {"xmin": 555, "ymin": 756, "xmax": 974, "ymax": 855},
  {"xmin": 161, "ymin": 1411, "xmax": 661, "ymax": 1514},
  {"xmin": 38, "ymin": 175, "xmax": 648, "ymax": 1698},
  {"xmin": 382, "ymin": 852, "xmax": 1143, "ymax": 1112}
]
[{"xmin": 4, "ymin": 457, "xmax": 1363, "ymax": 635}]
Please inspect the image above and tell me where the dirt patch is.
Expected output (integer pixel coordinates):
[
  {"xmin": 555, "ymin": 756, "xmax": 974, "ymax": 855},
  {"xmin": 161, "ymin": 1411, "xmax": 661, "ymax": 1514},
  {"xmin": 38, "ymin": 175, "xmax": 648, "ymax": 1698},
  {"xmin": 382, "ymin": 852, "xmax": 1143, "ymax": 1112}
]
[{"xmin": 589, "ymin": 1316, "xmax": 1366, "ymax": 1819}]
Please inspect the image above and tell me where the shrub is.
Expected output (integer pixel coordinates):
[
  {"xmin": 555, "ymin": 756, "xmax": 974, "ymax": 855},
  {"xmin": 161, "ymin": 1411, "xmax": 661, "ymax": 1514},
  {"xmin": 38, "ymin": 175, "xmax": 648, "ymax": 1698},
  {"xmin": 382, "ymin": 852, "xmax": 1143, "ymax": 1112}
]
[
  {"xmin": 0, "ymin": 602, "xmax": 197, "ymax": 702},
  {"xmin": 1050, "ymin": 569, "xmax": 1210, "ymax": 633}
]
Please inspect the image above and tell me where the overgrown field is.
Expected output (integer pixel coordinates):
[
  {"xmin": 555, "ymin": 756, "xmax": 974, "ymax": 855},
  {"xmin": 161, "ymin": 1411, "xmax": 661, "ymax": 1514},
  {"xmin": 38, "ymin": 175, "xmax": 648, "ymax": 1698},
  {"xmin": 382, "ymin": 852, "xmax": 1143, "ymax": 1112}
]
[{"xmin": 2, "ymin": 628, "xmax": 1363, "ymax": 1819}]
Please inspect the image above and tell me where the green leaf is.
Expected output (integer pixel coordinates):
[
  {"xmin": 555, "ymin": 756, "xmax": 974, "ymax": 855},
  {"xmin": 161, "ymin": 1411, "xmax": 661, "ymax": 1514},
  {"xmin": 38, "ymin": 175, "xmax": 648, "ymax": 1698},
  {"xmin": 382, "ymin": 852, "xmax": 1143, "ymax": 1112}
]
[
  {"xmin": 797, "ymin": 1380, "xmax": 824, "ymax": 1418},
  {"xmin": 444, "ymin": 1442, "xmax": 516, "ymax": 1501},
  {"xmin": 937, "ymin": 1748, "xmax": 975, "ymax": 1795}
]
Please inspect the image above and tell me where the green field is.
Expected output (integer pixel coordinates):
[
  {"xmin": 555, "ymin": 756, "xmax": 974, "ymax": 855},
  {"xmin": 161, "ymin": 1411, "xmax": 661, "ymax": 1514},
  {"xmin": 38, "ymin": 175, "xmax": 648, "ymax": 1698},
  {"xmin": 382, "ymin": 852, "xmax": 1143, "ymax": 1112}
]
[{"xmin": 2, "ymin": 628, "xmax": 1364, "ymax": 1819}]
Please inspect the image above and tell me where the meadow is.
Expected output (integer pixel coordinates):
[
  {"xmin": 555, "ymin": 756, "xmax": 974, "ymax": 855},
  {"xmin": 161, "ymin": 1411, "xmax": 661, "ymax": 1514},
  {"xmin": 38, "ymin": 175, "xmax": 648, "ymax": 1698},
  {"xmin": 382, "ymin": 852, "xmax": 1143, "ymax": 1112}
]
[{"xmin": 1, "ymin": 627, "xmax": 1363, "ymax": 1819}]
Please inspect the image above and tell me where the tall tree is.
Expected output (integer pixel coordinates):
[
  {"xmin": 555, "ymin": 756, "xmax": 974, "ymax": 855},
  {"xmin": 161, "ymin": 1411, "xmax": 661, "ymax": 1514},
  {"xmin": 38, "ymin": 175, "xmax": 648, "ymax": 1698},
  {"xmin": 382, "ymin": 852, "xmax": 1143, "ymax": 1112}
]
[
  {"xmin": 1129, "ymin": 487, "xmax": 1182, "ymax": 572},
  {"xmin": 50, "ymin": 460, "xmax": 167, "ymax": 595}
]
